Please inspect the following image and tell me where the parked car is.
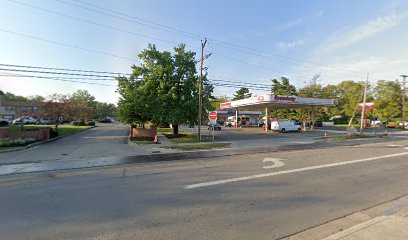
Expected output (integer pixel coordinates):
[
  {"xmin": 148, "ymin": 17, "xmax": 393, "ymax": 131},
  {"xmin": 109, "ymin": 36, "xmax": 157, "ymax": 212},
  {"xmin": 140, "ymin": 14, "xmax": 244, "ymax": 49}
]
[
  {"xmin": 216, "ymin": 119, "xmax": 225, "ymax": 125},
  {"xmin": 36, "ymin": 119, "xmax": 53, "ymax": 125},
  {"xmin": 12, "ymin": 116, "xmax": 37, "ymax": 125},
  {"xmin": 99, "ymin": 118, "xmax": 114, "ymax": 123},
  {"xmin": 314, "ymin": 121, "xmax": 323, "ymax": 127},
  {"xmin": 207, "ymin": 122, "xmax": 222, "ymax": 131},
  {"xmin": 224, "ymin": 120, "xmax": 232, "ymax": 127},
  {"xmin": 271, "ymin": 120, "xmax": 301, "ymax": 132},
  {"xmin": 399, "ymin": 122, "xmax": 408, "ymax": 128}
]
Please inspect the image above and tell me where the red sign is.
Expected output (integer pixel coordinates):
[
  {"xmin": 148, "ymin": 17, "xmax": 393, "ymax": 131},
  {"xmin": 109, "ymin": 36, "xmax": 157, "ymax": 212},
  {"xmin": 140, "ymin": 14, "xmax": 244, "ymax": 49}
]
[
  {"xmin": 220, "ymin": 102, "xmax": 231, "ymax": 109},
  {"xmin": 209, "ymin": 111, "xmax": 217, "ymax": 121},
  {"xmin": 274, "ymin": 95, "xmax": 296, "ymax": 102}
]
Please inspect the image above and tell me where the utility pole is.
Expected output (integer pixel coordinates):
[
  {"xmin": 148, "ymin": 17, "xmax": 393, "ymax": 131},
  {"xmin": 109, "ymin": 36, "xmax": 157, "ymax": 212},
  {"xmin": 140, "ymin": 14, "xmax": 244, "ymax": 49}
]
[
  {"xmin": 401, "ymin": 75, "xmax": 407, "ymax": 129},
  {"xmin": 359, "ymin": 73, "xmax": 369, "ymax": 134},
  {"xmin": 198, "ymin": 39, "xmax": 208, "ymax": 142}
]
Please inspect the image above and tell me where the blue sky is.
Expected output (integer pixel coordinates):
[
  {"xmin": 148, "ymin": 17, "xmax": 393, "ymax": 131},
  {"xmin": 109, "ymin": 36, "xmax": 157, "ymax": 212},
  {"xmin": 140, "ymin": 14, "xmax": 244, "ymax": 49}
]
[{"xmin": 1, "ymin": 0, "xmax": 408, "ymax": 103}]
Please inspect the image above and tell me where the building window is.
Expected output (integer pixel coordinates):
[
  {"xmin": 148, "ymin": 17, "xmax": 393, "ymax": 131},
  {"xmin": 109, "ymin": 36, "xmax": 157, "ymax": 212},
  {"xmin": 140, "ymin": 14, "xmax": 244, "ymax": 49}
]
[
  {"xmin": 5, "ymin": 106, "xmax": 14, "ymax": 111},
  {"xmin": 20, "ymin": 107, "xmax": 26, "ymax": 112},
  {"xmin": 32, "ymin": 106, "xmax": 39, "ymax": 112}
]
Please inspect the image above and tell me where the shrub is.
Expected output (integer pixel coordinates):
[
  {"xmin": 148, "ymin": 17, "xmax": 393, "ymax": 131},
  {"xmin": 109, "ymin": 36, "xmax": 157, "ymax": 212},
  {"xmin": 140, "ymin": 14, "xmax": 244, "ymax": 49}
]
[
  {"xmin": 0, "ymin": 138, "xmax": 35, "ymax": 147},
  {"xmin": 86, "ymin": 121, "xmax": 95, "ymax": 126},
  {"xmin": 0, "ymin": 120, "xmax": 9, "ymax": 127},
  {"xmin": 71, "ymin": 120, "xmax": 86, "ymax": 126}
]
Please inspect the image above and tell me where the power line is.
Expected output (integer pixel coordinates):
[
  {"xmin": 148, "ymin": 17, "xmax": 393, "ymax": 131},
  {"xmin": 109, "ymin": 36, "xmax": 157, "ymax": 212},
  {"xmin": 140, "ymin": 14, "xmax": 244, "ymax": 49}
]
[
  {"xmin": 55, "ymin": 0, "xmax": 202, "ymax": 41},
  {"xmin": 0, "ymin": 67, "xmax": 120, "ymax": 78},
  {"xmin": 0, "ymin": 73, "xmax": 116, "ymax": 86},
  {"xmin": 8, "ymin": 0, "xmax": 199, "ymax": 51},
  {"xmin": 59, "ymin": 0, "xmax": 368, "ymax": 77},
  {"xmin": 0, "ymin": 28, "xmax": 137, "ymax": 62},
  {"xmin": 0, "ymin": 63, "xmax": 131, "ymax": 76},
  {"xmin": 7, "ymin": 0, "xmax": 368, "ymax": 81}
]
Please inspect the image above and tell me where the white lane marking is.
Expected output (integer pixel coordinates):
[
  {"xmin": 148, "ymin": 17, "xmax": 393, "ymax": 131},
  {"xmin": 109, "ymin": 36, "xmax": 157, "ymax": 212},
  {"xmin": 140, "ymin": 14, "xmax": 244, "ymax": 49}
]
[
  {"xmin": 405, "ymin": 147, "xmax": 408, "ymax": 150},
  {"xmin": 184, "ymin": 152, "xmax": 408, "ymax": 189},
  {"xmin": 262, "ymin": 158, "xmax": 285, "ymax": 169}
]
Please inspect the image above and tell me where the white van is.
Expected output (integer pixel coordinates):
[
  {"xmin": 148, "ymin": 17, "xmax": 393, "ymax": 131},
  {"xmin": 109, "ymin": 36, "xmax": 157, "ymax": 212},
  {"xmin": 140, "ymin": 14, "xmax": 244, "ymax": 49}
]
[{"xmin": 270, "ymin": 120, "xmax": 301, "ymax": 132}]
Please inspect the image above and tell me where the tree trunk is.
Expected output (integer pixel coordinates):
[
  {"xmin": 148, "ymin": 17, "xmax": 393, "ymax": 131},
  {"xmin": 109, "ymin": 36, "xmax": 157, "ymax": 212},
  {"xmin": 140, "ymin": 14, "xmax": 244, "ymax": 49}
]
[{"xmin": 173, "ymin": 124, "xmax": 179, "ymax": 135}]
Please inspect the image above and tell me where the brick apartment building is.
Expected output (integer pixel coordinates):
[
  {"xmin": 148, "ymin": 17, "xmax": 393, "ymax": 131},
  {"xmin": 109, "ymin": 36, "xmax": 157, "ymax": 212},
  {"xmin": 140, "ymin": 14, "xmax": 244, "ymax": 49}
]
[{"xmin": 0, "ymin": 95, "xmax": 45, "ymax": 121}]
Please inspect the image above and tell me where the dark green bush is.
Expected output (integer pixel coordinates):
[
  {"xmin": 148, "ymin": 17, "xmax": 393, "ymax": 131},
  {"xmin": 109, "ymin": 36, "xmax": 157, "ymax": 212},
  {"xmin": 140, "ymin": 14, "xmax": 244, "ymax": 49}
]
[{"xmin": 86, "ymin": 121, "xmax": 95, "ymax": 126}]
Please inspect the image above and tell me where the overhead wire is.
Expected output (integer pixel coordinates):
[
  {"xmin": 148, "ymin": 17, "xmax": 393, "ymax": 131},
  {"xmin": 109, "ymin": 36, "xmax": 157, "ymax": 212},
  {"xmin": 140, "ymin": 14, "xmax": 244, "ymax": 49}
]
[
  {"xmin": 8, "ymin": 0, "xmax": 369, "ymax": 80},
  {"xmin": 58, "ymin": 0, "xmax": 369, "ymax": 77}
]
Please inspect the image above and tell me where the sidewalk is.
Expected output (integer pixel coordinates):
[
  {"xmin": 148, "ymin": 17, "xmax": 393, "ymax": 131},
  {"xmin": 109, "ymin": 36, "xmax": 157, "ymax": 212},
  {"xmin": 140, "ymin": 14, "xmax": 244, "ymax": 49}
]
[
  {"xmin": 287, "ymin": 195, "xmax": 408, "ymax": 240},
  {"xmin": 322, "ymin": 214, "xmax": 408, "ymax": 240}
]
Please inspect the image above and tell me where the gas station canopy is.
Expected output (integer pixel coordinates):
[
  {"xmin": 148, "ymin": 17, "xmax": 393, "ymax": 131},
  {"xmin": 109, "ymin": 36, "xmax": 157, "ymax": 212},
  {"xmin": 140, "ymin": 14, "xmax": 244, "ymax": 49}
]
[{"xmin": 220, "ymin": 93, "xmax": 338, "ymax": 111}]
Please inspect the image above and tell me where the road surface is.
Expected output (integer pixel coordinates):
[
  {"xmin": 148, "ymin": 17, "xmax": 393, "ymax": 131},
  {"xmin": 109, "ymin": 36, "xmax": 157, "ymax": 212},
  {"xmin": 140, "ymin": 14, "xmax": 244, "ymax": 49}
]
[
  {"xmin": 1, "ymin": 140, "xmax": 408, "ymax": 239},
  {"xmin": 0, "ymin": 123, "xmax": 143, "ymax": 165}
]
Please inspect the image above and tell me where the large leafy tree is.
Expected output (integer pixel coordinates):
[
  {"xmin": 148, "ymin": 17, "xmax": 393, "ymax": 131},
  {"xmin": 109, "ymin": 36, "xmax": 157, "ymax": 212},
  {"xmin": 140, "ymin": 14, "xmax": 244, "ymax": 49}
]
[
  {"xmin": 270, "ymin": 77, "xmax": 297, "ymax": 119},
  {"xmin": 373, "ymin": 80, "xmax": 401, "ymax": 121},
  {"xmin": 232, "ymin": 87, "xmax": 252, "ymax": 100},
  {"xmin": 335, "ymin": 80, "xmax": 367, "ymax": 118},
  {"xmin": 271, "ymin": 77, "xmax": 297, "ymax": 96},
  {"xmin": 117, "ymin": 43, "xmax": 213, "ymax": 135},
  {"xmin": 95, "ymin": 102, "xmax": 117, "ymax": 119}
]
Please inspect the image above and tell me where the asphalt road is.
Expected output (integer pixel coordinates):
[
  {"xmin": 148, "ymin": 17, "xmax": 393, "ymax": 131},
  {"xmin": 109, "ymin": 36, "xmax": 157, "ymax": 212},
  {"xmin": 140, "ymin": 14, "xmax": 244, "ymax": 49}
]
[
  {"xmin": 0, "ymin": 123, "xmax": 143, "ymax": 165},
  {"xmin": 1, "ymin": 140, "xmax": 408, "ymax": 239}
]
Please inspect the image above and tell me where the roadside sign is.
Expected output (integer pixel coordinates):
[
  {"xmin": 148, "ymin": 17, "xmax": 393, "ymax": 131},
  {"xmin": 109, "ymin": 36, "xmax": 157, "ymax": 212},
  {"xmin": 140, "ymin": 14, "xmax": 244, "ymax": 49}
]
[{"xmin": 209, "ymin": 111, "xmax": 217, "ymax": 121}]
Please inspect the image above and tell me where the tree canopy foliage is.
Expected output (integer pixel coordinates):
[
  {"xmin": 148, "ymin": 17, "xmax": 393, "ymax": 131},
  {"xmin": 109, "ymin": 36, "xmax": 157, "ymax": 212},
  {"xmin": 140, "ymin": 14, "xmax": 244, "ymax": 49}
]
[
  {"xmin": 232, "ymin": 87, "xmax": 252, "ymax": 100},
  {"xmin": 117, "ymin": 44, "xmax": 214, "ymax": 135}
]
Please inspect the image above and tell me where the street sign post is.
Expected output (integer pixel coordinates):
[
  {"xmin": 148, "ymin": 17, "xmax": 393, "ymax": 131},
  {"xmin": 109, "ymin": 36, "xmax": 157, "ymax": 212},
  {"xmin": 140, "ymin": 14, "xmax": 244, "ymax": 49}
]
[
  {"xmin": 208, "ymin": 111, "xmax": 217, "ymax": 142},
  {"xmin": 209, "ymin": 111, "xmax": 217, "ymax": 122}
]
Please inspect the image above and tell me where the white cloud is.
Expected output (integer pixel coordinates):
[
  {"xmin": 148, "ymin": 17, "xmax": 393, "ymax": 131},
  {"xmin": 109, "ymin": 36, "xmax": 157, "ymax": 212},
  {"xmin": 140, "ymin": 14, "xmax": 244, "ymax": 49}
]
[
  {"xmin": 318, "ymin": 13, "xmax": 407, "ymax": 53},
  {"xmin": 277, "ymin": 40, "xmax": 305, "ymax": 50}
]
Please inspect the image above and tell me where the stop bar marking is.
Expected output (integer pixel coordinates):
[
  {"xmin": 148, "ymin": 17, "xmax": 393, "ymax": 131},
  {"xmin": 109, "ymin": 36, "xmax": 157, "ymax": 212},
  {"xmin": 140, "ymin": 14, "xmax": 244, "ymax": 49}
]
[{"xmin": 184, "ymin": 151, "xmax": 408, "ymax": 190}]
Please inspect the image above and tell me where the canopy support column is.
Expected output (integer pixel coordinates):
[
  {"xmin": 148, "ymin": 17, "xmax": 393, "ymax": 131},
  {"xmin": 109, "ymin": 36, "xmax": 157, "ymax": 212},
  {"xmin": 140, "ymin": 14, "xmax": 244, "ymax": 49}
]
[
  {"xmin": 265, "ymin": 106, "xmax": 268, "ymax": 132},
  {"xmin": 235, "ymin": 109, "xmax": 238, "ymax": 128}
]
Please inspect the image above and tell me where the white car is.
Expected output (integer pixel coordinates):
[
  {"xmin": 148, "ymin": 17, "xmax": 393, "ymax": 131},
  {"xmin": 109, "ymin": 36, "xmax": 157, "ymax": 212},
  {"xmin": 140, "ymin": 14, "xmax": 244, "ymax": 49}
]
[
  {"xmin": 270, "ymin": 120, "xmax": 301, "ymax": 132},
  {"xmin": 12, "ymin": 116, "xmax": 37, "ymax": 125},
  {"xmin": 399, "ymin": 122, "xmax": 408, "ymax": 128}
]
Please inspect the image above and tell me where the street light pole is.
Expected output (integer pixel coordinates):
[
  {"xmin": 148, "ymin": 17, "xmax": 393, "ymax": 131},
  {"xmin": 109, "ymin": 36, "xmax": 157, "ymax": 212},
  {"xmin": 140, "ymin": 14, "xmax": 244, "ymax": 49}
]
[{"xmin": 401, "ymin": 75, "xmax": 407, "ymax": 129}]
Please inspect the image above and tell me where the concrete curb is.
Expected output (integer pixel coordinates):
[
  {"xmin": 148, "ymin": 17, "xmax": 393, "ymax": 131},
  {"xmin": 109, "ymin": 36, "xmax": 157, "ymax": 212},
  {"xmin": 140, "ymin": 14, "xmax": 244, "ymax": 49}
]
[{"xmin": 0, "ymin": 126, "xmax": 96, "ymax": 154}]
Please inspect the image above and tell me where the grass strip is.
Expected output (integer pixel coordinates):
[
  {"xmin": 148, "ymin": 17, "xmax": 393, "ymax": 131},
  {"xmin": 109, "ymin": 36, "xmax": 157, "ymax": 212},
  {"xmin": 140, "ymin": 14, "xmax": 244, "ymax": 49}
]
[{"xmin": 163, "ymin": 143, "xmax": 231, "ymax": 150}]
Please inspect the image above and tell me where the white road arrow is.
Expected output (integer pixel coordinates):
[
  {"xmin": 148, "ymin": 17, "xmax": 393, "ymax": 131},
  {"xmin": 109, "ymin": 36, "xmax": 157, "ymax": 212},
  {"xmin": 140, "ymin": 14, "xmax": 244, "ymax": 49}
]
[{"xmin": 262, "ymin": 158, "xmax": 285, "ymax": 169}]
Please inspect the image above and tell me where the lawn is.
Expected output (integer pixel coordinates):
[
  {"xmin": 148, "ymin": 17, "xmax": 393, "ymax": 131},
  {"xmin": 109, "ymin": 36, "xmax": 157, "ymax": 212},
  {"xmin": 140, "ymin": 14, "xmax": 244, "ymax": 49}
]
[
  {"xmin": 158, "ymin": 128, "xmax": 217, "ymax": 143},
  {"xmin": 163, "ymin": 143, "xmax": 231, "ymax": 150},
  {"xmin": 8, "ymin": 124, "xmax": 92, "ymax": 136},
  {"xmin": 323, "ymin": 134, "xmax": 384, "ymax": 141}
]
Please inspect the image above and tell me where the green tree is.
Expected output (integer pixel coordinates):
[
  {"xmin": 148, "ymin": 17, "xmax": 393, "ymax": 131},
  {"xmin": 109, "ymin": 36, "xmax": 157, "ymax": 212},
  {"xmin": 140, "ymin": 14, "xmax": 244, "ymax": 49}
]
[
  {"xmin": 117, "ymin": 43, "xmax": 213, "ymax": 135},
  {"xmin": 95, "ymin": 102, "xmax": 117, "ymax": 119},
  {"xmin": 372, "ymin": 80, "xmax": 401, "ymax": 121},
  {"xmin": 70, "ymin": 90, "xmax": 97, "ymax": 119},
  {"xmin": 335, "ymin": 80, "xmax": 366, "ymax": 118},
  {"xmin": 41, "ymin": 94, "xmax": 70, "ymax": 130},
  {"xmin": 271, "ymin": 77, "xmax": 297, "ymax": 95},
  {"xmin": 232, "ymin": 87, "xmax": 252, "ymax": 100},
  {"xmin": 1, "ymin": 91, "xmax": 28, "ymax": 101}
]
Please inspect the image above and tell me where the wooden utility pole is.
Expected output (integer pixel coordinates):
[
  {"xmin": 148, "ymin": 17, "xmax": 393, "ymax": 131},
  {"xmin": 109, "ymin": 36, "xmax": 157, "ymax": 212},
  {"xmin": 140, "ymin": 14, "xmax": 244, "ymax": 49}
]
[
  {"xmin": 401, "ymin": 75, "xmax": 407, "ymax": 129},
  {"xmin": 359, "ymin": 73, "xmax": 369, "ymax": 134},
  {"xmin": 198, "ymin": 39, "xmax": 207, "ymax": 142}
]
